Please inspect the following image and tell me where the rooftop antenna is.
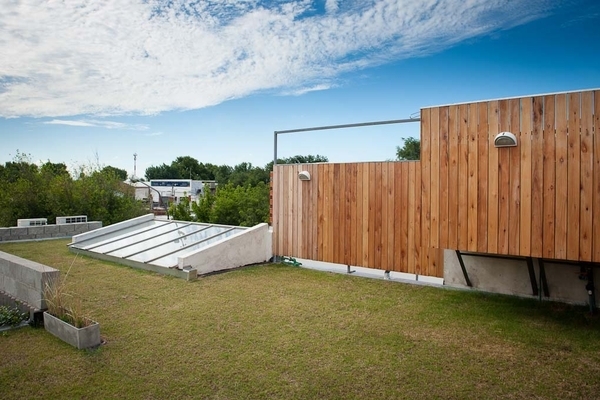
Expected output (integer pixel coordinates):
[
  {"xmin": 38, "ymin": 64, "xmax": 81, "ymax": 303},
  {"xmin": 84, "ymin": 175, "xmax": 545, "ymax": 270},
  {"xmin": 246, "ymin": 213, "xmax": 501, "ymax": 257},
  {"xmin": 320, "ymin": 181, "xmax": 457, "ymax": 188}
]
[{"xmin": 133, "ymin": 153, "xmax": 137, "ymax": 179}]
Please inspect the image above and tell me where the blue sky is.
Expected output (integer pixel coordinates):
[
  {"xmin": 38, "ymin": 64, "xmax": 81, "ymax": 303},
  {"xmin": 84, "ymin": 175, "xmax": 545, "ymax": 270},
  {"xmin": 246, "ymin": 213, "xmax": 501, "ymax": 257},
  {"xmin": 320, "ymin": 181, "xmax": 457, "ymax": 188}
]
[{"xmin": 1, "ymin": 0, "xmax": 599, "ymax": 178}]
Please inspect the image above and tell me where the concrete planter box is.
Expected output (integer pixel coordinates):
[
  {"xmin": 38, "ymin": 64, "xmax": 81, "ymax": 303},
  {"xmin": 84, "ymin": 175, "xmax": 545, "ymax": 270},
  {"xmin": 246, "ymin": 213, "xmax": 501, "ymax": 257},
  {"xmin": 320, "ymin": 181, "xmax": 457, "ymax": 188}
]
[{"xmin": 43, "ymin": 311, "xmax": 100, "ymax": 350}]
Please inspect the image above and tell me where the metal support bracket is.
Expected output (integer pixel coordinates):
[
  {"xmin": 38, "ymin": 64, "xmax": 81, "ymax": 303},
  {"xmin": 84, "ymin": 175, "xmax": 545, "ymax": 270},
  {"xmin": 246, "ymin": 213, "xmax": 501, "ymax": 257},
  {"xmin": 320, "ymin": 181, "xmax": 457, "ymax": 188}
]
[
  {"xmin": 526, "ymin": 257, "xmax": 539, "ymax": 297},
  {"xmin": 538, "ymin": 259, "xmax": 550, "ymax": 297},
  {"xmin": 347, "ymin": 265, "xmax": 355, "ymax": 274},
  {"xmin": 455, "ymin": 250, "xmax": 472, "ymax": 287}
]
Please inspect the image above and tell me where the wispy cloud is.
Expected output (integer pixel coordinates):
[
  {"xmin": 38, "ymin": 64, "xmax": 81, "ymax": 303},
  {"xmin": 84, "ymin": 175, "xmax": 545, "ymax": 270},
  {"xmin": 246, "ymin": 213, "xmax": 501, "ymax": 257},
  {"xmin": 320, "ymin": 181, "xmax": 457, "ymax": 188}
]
[
  {"xmin": 0, "ymin": 0, "xmax": 569, "ymax": 118},
  {"xmin": 43, "ymin": 119, "xmax": 149, "ymax": 130},
  {"xmin": 284, "ymin": 83, "xmax": 335, "ymax": 96}
]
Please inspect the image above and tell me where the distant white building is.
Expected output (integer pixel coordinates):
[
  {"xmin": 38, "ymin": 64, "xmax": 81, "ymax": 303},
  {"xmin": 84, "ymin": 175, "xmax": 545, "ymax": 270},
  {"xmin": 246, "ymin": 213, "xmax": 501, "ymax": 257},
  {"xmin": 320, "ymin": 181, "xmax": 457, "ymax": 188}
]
[{"xmin": 147, "ymin": 179, "xmax": 217, "ymax": 206}]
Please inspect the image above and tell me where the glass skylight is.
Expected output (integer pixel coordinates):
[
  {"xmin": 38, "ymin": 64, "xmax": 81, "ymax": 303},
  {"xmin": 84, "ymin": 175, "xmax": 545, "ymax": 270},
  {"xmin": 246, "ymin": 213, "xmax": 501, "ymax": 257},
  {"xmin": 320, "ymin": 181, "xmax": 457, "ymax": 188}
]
[{"xmin": 69, "ymin": 218, "xmax": 247, "ymax": 269}]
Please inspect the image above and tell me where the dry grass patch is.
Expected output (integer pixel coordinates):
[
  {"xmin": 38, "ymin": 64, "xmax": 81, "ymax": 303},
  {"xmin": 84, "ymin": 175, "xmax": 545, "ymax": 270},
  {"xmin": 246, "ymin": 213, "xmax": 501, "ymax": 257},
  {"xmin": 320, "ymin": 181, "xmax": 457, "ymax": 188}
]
[{"xmin": 1, "ymin": 239, "xmax": 599, "ymax": 399}]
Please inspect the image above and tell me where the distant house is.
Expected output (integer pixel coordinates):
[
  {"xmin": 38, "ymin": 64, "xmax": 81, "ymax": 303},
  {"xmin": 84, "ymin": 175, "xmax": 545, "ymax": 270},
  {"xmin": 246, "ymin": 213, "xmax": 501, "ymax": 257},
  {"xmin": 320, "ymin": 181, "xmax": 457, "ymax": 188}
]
[{"xmin": 146, "ymin": 179, "xmax": 217, "ymax": 206}]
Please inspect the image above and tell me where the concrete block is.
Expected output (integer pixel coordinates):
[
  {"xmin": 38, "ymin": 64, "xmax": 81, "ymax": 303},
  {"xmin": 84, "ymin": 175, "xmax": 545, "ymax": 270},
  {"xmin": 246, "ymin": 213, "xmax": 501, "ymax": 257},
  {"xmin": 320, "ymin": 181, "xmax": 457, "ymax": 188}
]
[
  {"xmin": 27, "ymin": 226, "xmax": 45, "ymax": 235},
  {"xmin": 11, "ymin": 227, "xmax": 28, "ymax": 236},
  {"xmin": 44, "ymin": 225, "xmax": 59, "ymax": 234},
  {"xmin": 0, "ymin": 228, "xmax": 10, "ymax": 238},
  {"xmin": 59, "ymin": 224, "xmax": 77, "ymax": 233}
]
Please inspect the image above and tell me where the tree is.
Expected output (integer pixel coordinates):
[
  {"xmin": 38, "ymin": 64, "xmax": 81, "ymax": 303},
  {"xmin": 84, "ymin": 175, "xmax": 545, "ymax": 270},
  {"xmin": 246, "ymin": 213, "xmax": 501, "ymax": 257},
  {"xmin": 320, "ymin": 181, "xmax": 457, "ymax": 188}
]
[
  {"xmin": 0, "ymin": 154, "xmax": 146, "ymax": 227},
  {"xmin": 145, "ymin": 163, "xmax": 181, "ymax": 180},
  {"xmin": 396, "ymin": 137, "xmax": 420, "ymax": 161},
  {"xmin": 101, "ymin": 165, "xmax": 128, "ymax": 181},
  {"xmin": 264, "ymin": 154, "xmax": 328, "ymax": 172}
]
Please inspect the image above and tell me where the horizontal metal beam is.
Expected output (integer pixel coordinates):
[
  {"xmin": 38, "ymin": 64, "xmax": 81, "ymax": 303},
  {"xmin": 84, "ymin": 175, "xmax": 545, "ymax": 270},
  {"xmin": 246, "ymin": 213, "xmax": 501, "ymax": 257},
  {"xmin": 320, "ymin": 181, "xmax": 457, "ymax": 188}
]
[{"xmin": 275, "ymin": 117, "xmax": 420, "ymax": 135}]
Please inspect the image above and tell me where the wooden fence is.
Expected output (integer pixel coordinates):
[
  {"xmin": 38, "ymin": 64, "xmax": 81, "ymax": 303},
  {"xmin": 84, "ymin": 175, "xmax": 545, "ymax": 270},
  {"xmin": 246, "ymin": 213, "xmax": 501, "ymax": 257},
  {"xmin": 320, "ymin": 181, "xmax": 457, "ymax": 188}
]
[
  {"xmin": 271, "ymin": 89, "xmax": 600, "ymax": 277},
  {"xmin": 272, "ymin": 162, "xmax": 443, "ymax": 277}
]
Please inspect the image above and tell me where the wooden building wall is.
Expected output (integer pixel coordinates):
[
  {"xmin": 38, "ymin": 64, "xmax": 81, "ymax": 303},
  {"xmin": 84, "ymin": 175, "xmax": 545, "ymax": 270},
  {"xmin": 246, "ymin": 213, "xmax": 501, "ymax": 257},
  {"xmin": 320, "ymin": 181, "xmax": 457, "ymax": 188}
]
[
  {"xmin": 421, "ymin": 89, "xmax": 600, "ymax": 262},
  {"xmin": 271, "ymin": 88, "xmax": 599, "ymax": 277},
  {"xmin": 272, "ymin": 162, "xmax": 443, "ymax": 277}
]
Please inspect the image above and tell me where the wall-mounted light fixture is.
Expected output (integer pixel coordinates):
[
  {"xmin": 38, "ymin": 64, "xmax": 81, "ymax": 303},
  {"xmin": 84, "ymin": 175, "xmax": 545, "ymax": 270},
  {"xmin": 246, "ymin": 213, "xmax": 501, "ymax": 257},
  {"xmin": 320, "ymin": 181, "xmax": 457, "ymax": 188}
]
[
  {"xmin": 298, "ymin": 171, "xmax": 311, "ymax": 181},
  {"xmin": 494, "ymin": 132, "xmax": 518, "ymax": 148}
]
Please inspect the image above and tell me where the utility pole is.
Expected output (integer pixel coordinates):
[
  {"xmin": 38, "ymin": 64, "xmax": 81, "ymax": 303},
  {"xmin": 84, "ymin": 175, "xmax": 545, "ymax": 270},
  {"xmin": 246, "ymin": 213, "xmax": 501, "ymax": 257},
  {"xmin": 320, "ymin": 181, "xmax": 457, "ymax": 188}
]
[{"xmin": 133, "ymin": 153, "xmax": 137, "ymax": 179}]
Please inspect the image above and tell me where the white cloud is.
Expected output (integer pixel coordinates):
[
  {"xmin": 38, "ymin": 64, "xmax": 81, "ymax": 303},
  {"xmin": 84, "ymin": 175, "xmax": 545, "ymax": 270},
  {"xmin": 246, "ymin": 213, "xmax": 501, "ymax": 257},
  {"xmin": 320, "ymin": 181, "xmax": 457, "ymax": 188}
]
[
  {"xmin": 0, "ymin": 0, "xmax": 565, "ymax": 118},
  {"xmin": 43, "ymin": 119, "xmax": 149, "ymax": 130}
]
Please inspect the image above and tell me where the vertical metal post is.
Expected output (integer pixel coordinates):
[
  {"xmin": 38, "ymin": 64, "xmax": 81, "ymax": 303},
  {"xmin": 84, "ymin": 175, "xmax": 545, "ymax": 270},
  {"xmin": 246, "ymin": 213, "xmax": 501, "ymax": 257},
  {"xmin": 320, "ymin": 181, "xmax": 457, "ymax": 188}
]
[{"xmin": 274, "ymin": 131, "xmax": 278, "ymax": 166}]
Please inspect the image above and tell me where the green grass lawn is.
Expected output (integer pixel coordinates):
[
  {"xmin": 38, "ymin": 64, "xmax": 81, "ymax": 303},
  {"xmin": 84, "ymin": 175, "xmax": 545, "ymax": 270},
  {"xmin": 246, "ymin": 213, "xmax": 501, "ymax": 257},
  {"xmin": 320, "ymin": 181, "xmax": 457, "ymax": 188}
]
[{"xmin": 1, "ymin": 239, "xmax": 599, "ymax": 399}]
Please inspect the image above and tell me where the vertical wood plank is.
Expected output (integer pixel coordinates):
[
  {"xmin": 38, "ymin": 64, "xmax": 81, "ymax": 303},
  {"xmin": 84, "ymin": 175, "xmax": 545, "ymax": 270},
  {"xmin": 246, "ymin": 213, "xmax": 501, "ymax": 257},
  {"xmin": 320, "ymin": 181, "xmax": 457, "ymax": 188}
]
[
  {"xmin": 386, "ymin": 163, "xmax": 396, "ymax": 271},
  {"xmin": 393, "ymin": 163, "xmax": 403, "ymax": 271},
  {"xmin": 333, "ymin": 164, "xmax": 341, "ymax": 263},
  {"xmin": 340, "ymin": 164, "xmax": 347, "ymax": 264},
  {"xmin": 317, "ymin": 164, "xmax": 325, "ymax": 261},
  {"xmin": 458, "ymin": 104, "xmax": 469, "ymax": 250},
  {"xmin": 355, "ymin": 164, "xmax": 363, "ymax": 266},
  {"xmin": 374, "ymin": 163, "xmax": 383, "ymax": 269},
  {"xmin": 309, "ymin": 164, "xmax": 317, "ymax": 260},
  {"xmin": 415, "ymin": 162, "xmax": 422, "ymax": 275},
  {"xmin": 362, "ymin": 163, "xmax": 370, "ymax": 267},
  {"xmin": 294, "ymin": 165, "xmax": 301, "ymax": 257},
  {"xmin": 477, "ymin": 102, "xmax": 489, "ymax": 253},
  {"xmin": 368, "ymin": 163, "xmax": 376, "ymax": 268},
  {"xmin": 287, "ymin": 166, "xmax": 294, "ymax": 256},
  {"xmin": 497, "ymin": 99, "xmax": 510, "ymax": 254},
  {"xmin": 508, "ymin": 98, "xmax": 521, "ymax": 255},
  {"xmin": 349, "ymin": 164, "xmax": 358, "ymax": 266},
  {"xmin": 579, "ymin": 91, "xmax": 593, "ymax": 261},
  {"xmin": 467, "ymin": 103, "xmax": 479, "ymax": 252},
  {"xmin": 439, "ymin": 106, "xmax": 450, "ymax": 250},
  {"xmin": 531, "ymin": 96, "xmax": 544, "ymax": 258},
  {"xmin": 295, "ymin": 165, "xmax": 308, "ymax": 258},
  {"xmin": 421, "ymin": 109, "xmax": 431, "ymax": 268},
  {"xmin": 407, "ymin": 162, "xmax": 416, "ymax": 274},
  {"xmin": 448, "ymin": 105, "xmax": 459, "ymax": 250},
  {"xmin": 542, "ymin": 95, "xmax": 556, "ymax": 259},
  {"xmin": 430, "ymin": 108, "xmax": 440, "ymax": 252},
  {"xmin": 520, "ymin": 98, "xmax": 532, "ymax": 256},
  {"xmin": 567, "ymin": 92, "xmax": 581, "ymax": 260},
  {"xmin": 401, "ymin": 163, "xmax": 410, "ymax": 270},
  {"xmin": 594, "ymin": 91, "xmax": 600, "ymax": 262},
  {"xmin": 554, "ymin": 94, "xmax": 568, "ymax": 259},
  {"xmin": 300, "ymin": 165, "xmax": 307, "ymax": 259},
  {"xmin": 380, "ymin": 163, "xmax": 389, "ymax": 270},
  {"xmin": 487, "ymin": 101, "xmax": 500, "ymax": 254}
]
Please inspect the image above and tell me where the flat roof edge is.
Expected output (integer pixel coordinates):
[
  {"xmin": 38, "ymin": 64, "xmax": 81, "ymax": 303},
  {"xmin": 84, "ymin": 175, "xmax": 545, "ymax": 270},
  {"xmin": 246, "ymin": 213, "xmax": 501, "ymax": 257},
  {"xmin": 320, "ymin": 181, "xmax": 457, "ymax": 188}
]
[{"xmin": 422, "ymin": 87, "xmax": 600, "ymax": 110}]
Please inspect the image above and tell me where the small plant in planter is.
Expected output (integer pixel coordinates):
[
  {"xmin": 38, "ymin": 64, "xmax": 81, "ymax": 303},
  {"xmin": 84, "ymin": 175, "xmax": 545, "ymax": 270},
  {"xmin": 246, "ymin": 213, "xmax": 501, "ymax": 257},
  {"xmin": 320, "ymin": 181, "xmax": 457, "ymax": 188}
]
[
  {"xmin": 43, "ymin": 256, "xmax": 101, "ymax": 349},
  {"xmin": 0, "ymin": 305, "xmax": 29, "ymax": 328}
]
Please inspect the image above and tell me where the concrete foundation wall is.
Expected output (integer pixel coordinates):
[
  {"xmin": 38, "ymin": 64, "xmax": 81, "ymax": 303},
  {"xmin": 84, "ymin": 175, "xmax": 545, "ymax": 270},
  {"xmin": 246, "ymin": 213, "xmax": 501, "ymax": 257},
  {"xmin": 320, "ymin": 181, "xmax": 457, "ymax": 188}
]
[
  {"xmin": 444, "ymin": 250, "xmax": 599, "ymax": 305},
  {"xmin": 179, "ymin": 223, "xmax": 272, "ymax": 275},
  {"xmin": 0, "ymin": 251, "xmax": 59, "ymax": 309},
  {"xmin": 0, "ymin": 222, "xmax": 102, "ymax": 243}
]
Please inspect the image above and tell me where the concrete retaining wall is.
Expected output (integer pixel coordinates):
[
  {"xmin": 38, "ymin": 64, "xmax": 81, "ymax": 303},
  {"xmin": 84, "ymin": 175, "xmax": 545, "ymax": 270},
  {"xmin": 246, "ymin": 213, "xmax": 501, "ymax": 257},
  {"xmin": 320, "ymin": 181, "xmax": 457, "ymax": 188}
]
[
  {"xmin": 0, "ymin": 222, "xmax": 102, "ymax": 243},
  {"xmin": 178, "ymin": 223, "xmax": 272, "ymax": 275},
  {"xmin": 0, "ymin": 251, "xmax": 59, "ymax": 309},
  {"xmin": 444, "ymin": 250, "xmax": 599, "ymax": 306}
]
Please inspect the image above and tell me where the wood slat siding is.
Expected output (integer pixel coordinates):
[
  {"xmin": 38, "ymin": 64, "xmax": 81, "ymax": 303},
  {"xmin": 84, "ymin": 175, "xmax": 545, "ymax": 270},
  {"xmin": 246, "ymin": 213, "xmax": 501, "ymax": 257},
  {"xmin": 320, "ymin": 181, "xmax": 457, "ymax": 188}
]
[
  {"xmin": 542, "ymin": 95, "xmax": 556, "ymax": 259},
  {"xmin": 594, "ymin": 90, "xmax": 600, "ymax": 262},
  {"xmin": 273, "ymin": 161, "xmax": 430, "ymax": 274},
  {"xmin": 555, "ymin": 94, "xmax": 568, "ymax": 259},
  {"xmin": 271, "ymin": 89, "xmax": 599, "ymax": 277},
  {"xmin": 425, "ymin": 89, "xmax": 599, "ymax": 262},
  {"xmin": 580, "ymin": 91, "xmax": 593, "ymax": 261}
]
